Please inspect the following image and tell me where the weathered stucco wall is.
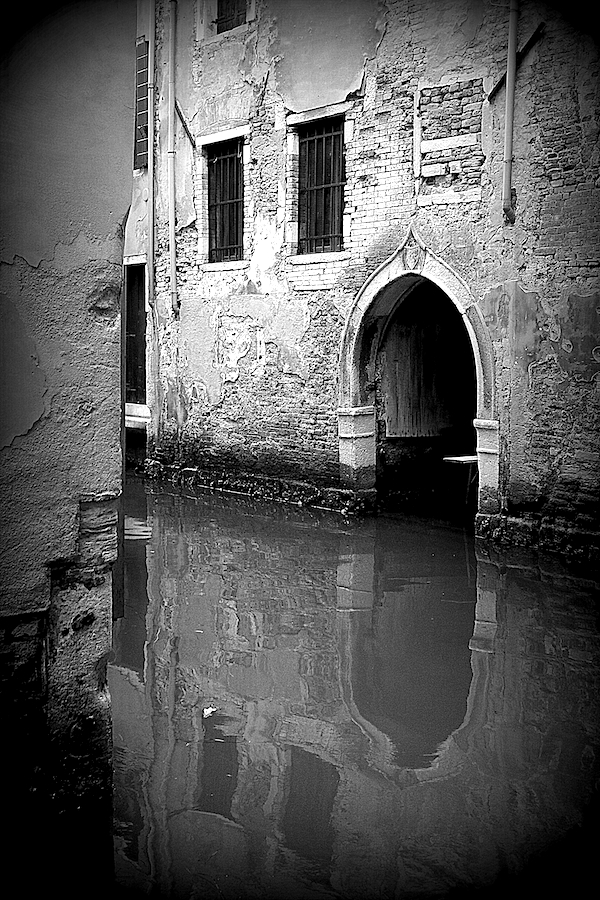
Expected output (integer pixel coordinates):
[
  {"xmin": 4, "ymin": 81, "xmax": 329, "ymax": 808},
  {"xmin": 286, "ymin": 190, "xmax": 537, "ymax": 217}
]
[
  {"xmin": 148, "ymin": 0, "xmax": 599, "ymax": 556},
  {"xmin": 0, "ymin": 1, "xmax": 135, "ymax": 891}
]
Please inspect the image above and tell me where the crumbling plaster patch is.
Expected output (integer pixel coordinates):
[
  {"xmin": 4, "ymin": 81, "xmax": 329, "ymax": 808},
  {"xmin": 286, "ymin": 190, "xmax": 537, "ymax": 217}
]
[
  {"xmin": 180, "ymin": 289, "xmax": 310, "ymax": 407},
  {"xmin": 0, "ymin": 294, "xmax": 48, "ymax": 449},
  {"xmin": 124, "ymin": 175, "xmax": 149, "ymax": 259},
  {"xmin": 543, "ymin": 292, "xmax": 600, "ymax": 383}
]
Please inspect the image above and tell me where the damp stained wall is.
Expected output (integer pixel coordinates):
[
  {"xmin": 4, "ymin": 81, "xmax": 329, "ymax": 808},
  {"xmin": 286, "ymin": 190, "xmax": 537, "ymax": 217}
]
[
  {"xmin": 149, "ymin": 0, "xmax": 600, "ymax": 552},
  {"xmin": 1, "ymin": 0, "xmax": 134, "ymax": 611},
  {"xmin": 0, "ymin": 0, "xmax": 135, "ymax": 889}
]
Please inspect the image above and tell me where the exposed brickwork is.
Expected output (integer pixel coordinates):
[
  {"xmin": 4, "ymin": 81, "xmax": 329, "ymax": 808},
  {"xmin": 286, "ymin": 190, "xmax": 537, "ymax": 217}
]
[
  {"xmin": 418, "ymin": 79, "xmax": 485, "ymax": 201},
  {"xmin": 146, "ymin": 0, "xmax": 600, "ymax": 552}
]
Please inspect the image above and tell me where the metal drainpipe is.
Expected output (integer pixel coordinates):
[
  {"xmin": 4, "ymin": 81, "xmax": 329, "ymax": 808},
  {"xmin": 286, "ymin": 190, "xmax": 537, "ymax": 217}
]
[
  {"xmin": 502, "ymin": 0, "xmax": 518, "ymax": 224},
  {"xmin": 147, "ymin": 0, "xmax": 161, "ymax": 445},
  {"xmin": 168, "ymin": 0, "xmax": 179, "ymax": 314},
  {"xmin": 147, "ymin": 0, "xmax": 156, "ymax": 307}
]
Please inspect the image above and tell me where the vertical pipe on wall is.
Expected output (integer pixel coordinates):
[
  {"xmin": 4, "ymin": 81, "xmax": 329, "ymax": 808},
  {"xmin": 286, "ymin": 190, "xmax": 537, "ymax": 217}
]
[
  {"xmin": 502, "ymin": 0, "xmax": 518, "ymax": 224},
  {"xmin": 147, "ymin": 0, "xmax": 156, "ymax": 307},
  {"xmin": 168, "ymin": 0, "xmax": 178, "ymax": 314}
]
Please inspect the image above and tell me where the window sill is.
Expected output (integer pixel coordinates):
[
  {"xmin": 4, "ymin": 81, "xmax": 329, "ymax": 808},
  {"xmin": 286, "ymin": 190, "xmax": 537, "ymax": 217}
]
[
  {"xmin": 287, "ymin": 251, "xmax": 350, "ymax": 265},
  {"xmin": 203, "ymin": 23, "xmax": 250, "ymax": 44},
  {"xmin": 201, "ymin": 260, "xmax": 249, "ymax": 272},
  {"xmin": 125, "ymin": 403, "xmax": 150, "ymax": 430}
]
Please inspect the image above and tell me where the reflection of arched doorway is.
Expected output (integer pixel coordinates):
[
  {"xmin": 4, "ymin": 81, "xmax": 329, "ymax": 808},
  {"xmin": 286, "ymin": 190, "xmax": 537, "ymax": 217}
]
[
  {"xmin": 337, "ymin": 518, "xmax": 477, "ymax": 770},
  {"xmin": 338, "ymin": 224, "xmax": 499, "ymax": 515},
  {"xmin": 374, "ymin": 279, "xmax": 477, "ymax": 515}
]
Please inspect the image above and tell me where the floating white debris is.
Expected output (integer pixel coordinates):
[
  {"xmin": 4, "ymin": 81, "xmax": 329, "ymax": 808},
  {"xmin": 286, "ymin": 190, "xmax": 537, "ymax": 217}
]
[{"xmin": 202, "ymin": 706, "xmax": 218, "ymax": 718}]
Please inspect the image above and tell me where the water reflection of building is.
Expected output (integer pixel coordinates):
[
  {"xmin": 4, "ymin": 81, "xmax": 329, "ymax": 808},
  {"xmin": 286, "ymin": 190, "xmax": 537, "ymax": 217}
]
[{"xmin": 110, "ymin": 482, "xmax": 600, "ymax": 898}]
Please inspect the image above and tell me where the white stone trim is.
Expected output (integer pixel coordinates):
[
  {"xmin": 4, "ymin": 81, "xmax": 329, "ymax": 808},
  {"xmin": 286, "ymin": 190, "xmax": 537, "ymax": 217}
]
[
  {"xmin": 287, "ymin": 251, "xmax": 351, "ymax": 266},
  {"xmin": 421, "ymin": 133, "xmax": 479, "ymax": 153},
  {"xmin": 201, "ymin": 260, "xmax": 249, "ymax": 272},
  {"xmin": 421, "ymin": 163, "xmax": 446, "ymax": 178},
  {"xmin": 287, "ymin": 101, "xmax": 353, "ymax": 127},
  {"xmin": 196, "ymin": 124, "xmax": 250, "ymax": 146},
  {"xmin": 474, "ymin": 418, "xmax": 500, "ymax": 511},
  {"xmin": 338, "ymin": 406, "xmax": 377, "ymax": 489},
  {"xmin": 125, "ymin": 403, "xmax": 150, "ymax": 430},
  {"xmin": 417, "ymin": 188, "xmax": 482, "ymax": 205}
]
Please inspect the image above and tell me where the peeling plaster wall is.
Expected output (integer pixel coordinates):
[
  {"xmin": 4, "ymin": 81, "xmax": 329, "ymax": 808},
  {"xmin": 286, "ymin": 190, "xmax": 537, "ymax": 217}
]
[
  {"xmin": 268, "ymin": 0, "xmax": 382, "ymax": 111},
  {"xmin": 150, "ymin": 0, "xmax": 600, "ymax": 550},
  {"xmin": 1, "ymin": 2, "xmax": 134, "ymax": 609},
  {"xmin": 0, "ymin": 0, "xmax": 135, "ymax": 889}
]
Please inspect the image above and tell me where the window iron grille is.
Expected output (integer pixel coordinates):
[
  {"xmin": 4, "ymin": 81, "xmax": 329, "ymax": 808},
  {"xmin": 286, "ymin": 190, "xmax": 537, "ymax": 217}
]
[
  {"xmin": 298, "ymin": 117, "xmax": 345, "ymax": 254},
  {"xmin": 208, "ymin": 139, "xmax": 243, "ymax": 263},
  {"xmin": 134, "ymin": 40, "xmax": 149, "ymax": 169},
  {"xmin": 215, "ymin": 0, "xmax": 246, "ymax": 34}
]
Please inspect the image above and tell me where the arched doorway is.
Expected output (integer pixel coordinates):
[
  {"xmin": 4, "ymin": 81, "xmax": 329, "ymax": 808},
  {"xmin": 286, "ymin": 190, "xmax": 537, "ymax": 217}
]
[
  {"xmin": 338, "ymin": 225, "xmax": 499, "ymax": 516},
  {"xmin": 374, "ymin": 278, "xmax": 477, "ymax": 516}
]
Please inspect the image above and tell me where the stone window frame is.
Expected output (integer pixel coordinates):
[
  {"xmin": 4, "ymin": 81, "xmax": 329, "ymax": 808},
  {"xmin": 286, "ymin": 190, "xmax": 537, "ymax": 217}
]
[
  {"xmin": 123, "ymin": 255, "xmax": 151, "ymax": 429},
  {"xmin": 196, "ymin": 124, "xmax": 251, "ymax": 270},
  {"xmin": 296, "ymin": 116, "xmax": 345, "ymax": 255},
  {"xmin": 207, "ymin": 138, "xmax": 244, "ymax": 263},
  {"xmin": 285, "ymin": 101, "xmax": 354, "ymax": 265},
  {"xmin": 197, "ymin": 0, "xmax": 256, "ymax": 42}
]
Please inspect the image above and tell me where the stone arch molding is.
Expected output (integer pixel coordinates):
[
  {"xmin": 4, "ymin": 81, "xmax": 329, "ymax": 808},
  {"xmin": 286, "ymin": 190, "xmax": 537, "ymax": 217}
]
[{"xmin": 337, "ymin": 223, "xmax": 500, "ymax": 512}]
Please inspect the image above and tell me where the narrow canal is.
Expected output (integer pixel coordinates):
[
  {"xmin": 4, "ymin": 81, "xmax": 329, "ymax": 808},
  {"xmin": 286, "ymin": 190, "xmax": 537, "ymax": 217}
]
[{"xmin": 110, "ymin": 476, "xmax": 600, "ymax": 899}]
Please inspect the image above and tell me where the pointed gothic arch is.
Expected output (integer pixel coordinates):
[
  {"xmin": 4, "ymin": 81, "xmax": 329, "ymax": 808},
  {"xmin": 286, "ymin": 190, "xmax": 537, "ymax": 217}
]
[{"xmin": 338, "ymin": 224, "xmax": 500, "ymax": 513}]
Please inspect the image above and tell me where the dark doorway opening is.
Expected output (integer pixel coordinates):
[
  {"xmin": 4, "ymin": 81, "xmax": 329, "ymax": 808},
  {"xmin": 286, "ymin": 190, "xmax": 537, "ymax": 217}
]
[
  {"xmin": 374, "ymin": 280, "xmax": 477, "ymax": 522},
  {"xmin": 125, "ymin": 264, "xmax": 146, "ymax": 405},
  {"xmin": 124, "ymin": 264, "xmax": 147, "ymax": 469}
]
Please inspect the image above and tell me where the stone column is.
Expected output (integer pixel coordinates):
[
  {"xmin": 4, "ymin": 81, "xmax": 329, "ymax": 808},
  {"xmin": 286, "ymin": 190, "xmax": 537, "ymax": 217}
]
[
  {"xmin": 474, "ymin": 418, "xmax": 500, "ymax": 513},
  {"xmin": 338, "ymin": 406, "xmax": 377, "ymax": 490}
]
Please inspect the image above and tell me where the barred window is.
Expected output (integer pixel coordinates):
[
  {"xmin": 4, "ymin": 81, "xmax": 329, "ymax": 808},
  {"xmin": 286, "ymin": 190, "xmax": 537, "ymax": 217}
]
[
  {"xmin": 298, "ymin": 117, "xmax": 345, "ymax": 254},
  {"xmin": 133, "ymin": 40, "xmax": 149, "ymax": 169},
  {"xmin": 216, "ymin": 0, "xmax": 246, "ymax": 34},
  {"xmin": 207, "ymin": 139, "xmax": 244, "ymax": 263}
]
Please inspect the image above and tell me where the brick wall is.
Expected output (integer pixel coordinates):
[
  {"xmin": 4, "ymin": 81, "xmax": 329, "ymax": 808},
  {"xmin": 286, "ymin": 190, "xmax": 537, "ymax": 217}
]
[{"xmin": 149, "ymin": 0, "xmax": 600, "ymax": 542}]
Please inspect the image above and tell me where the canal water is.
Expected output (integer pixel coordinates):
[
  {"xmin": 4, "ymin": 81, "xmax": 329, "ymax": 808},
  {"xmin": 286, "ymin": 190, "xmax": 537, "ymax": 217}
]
[{"xmin": 109, "ymin": 476, "xmax": 600, "ymax": 899}]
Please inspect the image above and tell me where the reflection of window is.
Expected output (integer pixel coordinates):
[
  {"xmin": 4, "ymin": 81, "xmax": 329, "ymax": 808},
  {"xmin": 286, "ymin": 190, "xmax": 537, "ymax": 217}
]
[
  {"xmin": 207, "ymin": 139, "xmax": 244, "ymax": 262},
  {"xmin": 195, "ymin": 715, "xmax": 238, "ymax": 819},
  {"xmin": 216, "ymin": 0, "xmax": 246, "ymax": 33},
  {"xmin": 283, "ymin": 747, "xmax": 338, "ymax": 862},
  {"xmin": 133, "ymin": 40, "xmax": 149, "ymax": 169},
  {"xmin": 298, "ymin": 117, "xmax": 345, "ymax": 254}
]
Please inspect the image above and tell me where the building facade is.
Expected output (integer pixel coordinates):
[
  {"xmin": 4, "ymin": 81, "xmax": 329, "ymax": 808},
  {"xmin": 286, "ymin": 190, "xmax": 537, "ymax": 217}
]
[{"xmin": 125, "ymin": 0, "xmax": 600, "ymax": 559}]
